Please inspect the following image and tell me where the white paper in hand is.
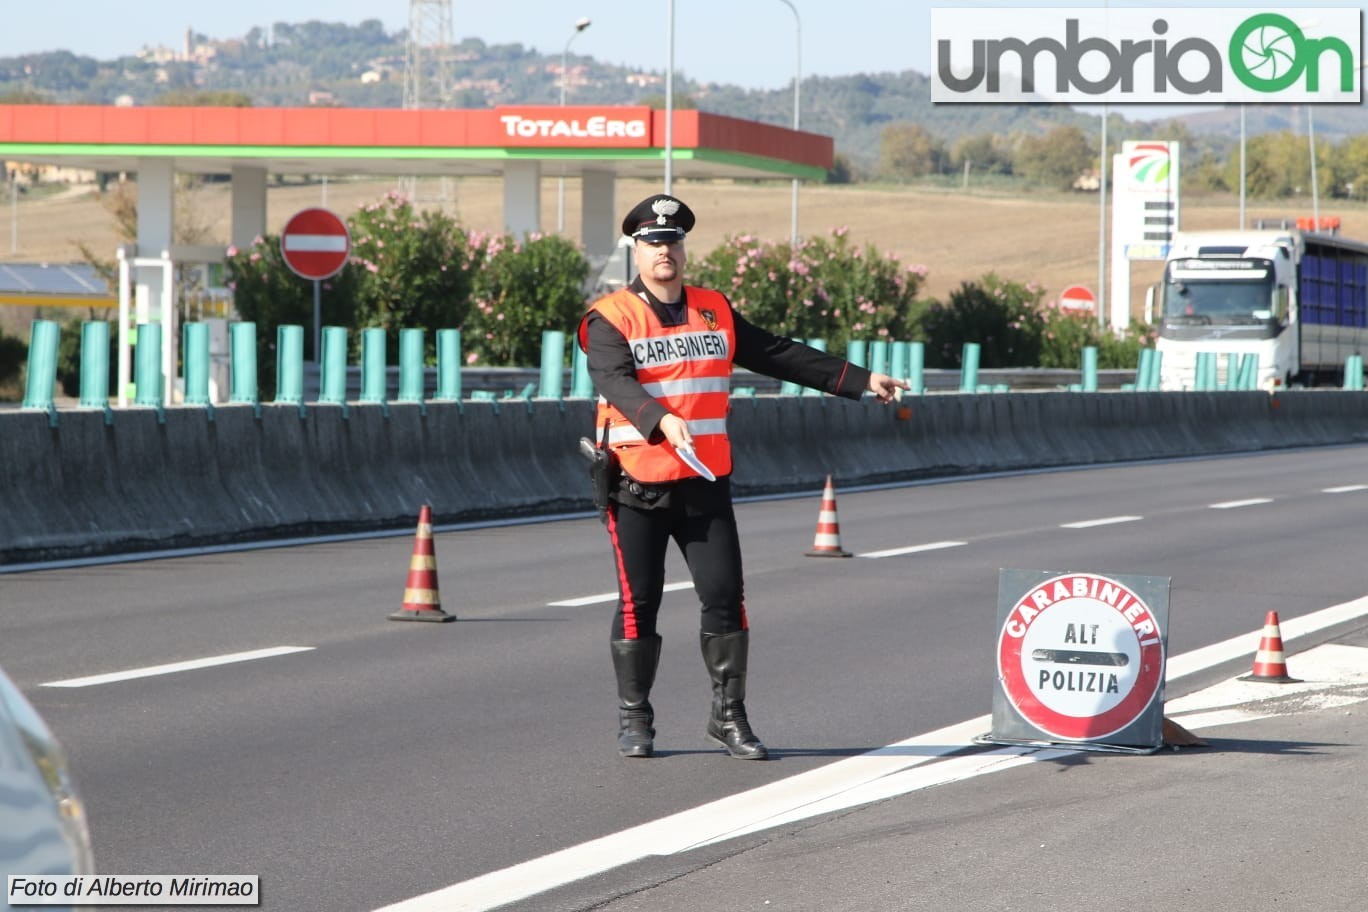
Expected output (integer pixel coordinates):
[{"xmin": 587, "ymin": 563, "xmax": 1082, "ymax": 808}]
[{"xmin": 674, "ymin": 444, "xmax": 717, "ymax": 482}]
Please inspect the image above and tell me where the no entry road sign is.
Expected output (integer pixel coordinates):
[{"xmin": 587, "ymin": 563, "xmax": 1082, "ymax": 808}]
[
  {"xmin": 280, "ymin": 208, "xmax": 351, "ymax": 281},
  {"xmin": 1057, "ymin": 284, "xmax": 1096, "ymax": 312}
]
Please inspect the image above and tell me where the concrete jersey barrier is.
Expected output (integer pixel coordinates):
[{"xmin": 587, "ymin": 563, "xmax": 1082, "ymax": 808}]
[{"xmin": 2, "ymin": 391, "xmax": 1367, "ymax": 565}]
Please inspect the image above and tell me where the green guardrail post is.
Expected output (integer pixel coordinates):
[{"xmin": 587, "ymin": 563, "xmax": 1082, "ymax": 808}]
[
  {"xmin": 319, "ymin": 326, "xmax": 349, "ymax": 406},
  {"xmin": 847, "ymin": 339, "xmax": 867, "ymax": 369},
  {"xmin": 275, "ymin": 325, "xmax": 305, "ymax": 407},
  {"xmin": 780, "ymin": 338, "xmax": 804, "ymax": 396},
  {"xmin": 360, "ymin": 327, "xmax": 387, "ymax": 405},
  {"xmin": 133, "ymin": 322, "xmax": 163, "ymax": 408},
  {"xmin": 398, "ymin": 328, "xmax": 426, "ymax": 404},
  {"xmin": 1224, "ymin": 353, "xmax": 1239, "ymax": 391},
  {"xmin": 959, "ymin": 342, "xmax": 980, "ymax": 393},
  {"xmin": 1344, "ymin": 354, "xmax": 1364, "ymax": 391},
  {"xmin": 1238, "ymin": 353, "xmax": 1258, "ymax": 390},
  {"xmin": 230, "ymin": 322, "xmax": 259, "ymax": 405},
  {"xmin": 908, "ymin": 341, "xmax": 925, "ymax": 395},
  {"xmin": 570, "ymin": 342, "xmax": 593, "ymax": 398},
  {"xmin": 890, "ymin": 341, "xmax": 909, "ymax": 383},
  {"xmin": 1133, "ymin": 348, "xmax": 1154, "ymax": 391},
  {"xmin": 79, "ymin": 320, "xmax": 110, "ymax": 410},
  {"xmin": 539, "ymin": 330, "xmax": 566, "ymax": 399},
  {"xmin": 435, "ymin": 329, "xmax": 462, "ymax": 402},
  {"xmin": 802, "ymin": 338, "xmax": 827, "ymax": 396},
  {"xmin": 1146, "ymin": 349, "xmax": 1163, "ymax": 391},
  {"xmin": 21, "ymin": 319, "xmax": 59, "ymax": 417},
  {"xmin": 1195, "ymin": 351, "xmax": 1215, "ymax": 391},
  {"xmin": 1080, "ymin": 345, "xmax": 1098, "ymax": 392},
  {"xmin": 182, "ymin": 322, "xmax": 211, "ymax": 407},
  {"xmin": 869, "ymin": 339, "xmax": 889, "ymax": 377}
]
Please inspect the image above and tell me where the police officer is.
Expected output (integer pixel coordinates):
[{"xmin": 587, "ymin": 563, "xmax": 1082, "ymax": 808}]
[{"xmin": 578, "ymin": 193, "xmax": 907, "ymax": 760}]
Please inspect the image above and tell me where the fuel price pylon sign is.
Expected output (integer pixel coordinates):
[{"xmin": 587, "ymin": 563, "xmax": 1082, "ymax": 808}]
[{"xmin": 985, "ymin": 570, "xmax": 1170, "ymax": 753}]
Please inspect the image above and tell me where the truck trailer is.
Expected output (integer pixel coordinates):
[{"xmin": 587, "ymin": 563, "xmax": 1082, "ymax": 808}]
[{"xmin": 1154, "ymin": 224, "xmax": 1368, "ymax": 391}]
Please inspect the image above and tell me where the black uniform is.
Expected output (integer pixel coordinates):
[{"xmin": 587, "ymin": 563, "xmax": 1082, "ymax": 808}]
[
  {"xmin": 585, "ymin": 275, "xmax": 872, "ymax": 642},
  {"xmin": 587, "ymin": 191, "xmax": 877, "ymax": 761}
]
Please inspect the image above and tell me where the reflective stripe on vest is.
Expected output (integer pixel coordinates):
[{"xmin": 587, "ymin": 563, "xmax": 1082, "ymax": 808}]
[
  {"xmin": 587, "ymin": 286, "xmax": 736, "ymax": 483},
  {"xmin": 597, "ymin": 416, "xmax": 729, "ymax": 446}
]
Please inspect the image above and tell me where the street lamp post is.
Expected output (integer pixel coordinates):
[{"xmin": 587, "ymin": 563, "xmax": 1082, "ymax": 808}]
[
  {"xmin": 664, "ymin": 0, "xmax": 675, "ymax": 193},
  {"xmin": 1309, "ymin": 104, "xmax": 1319, "ymax": 229},
  {"xmin": 1239, "ymin": 104, "xmax": 1246, "ymax": 229},
  {"xmin": 776, "ymin": 0, "xmax": 801, "ymax": 246},
  {"xmin": 558, "ymin": 17, "xmax": 592, "ymax": 234}
]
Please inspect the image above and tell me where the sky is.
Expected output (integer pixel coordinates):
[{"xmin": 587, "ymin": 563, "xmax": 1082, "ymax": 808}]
[{"xmin": 3, "ymin": 0, "xmax": 1354, "ymax": 95}]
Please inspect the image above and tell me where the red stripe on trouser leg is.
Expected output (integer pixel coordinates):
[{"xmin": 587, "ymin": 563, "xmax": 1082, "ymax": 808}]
[{"xmin": 606, "ymin": 503, "xmax": 639, "ymax": 639}]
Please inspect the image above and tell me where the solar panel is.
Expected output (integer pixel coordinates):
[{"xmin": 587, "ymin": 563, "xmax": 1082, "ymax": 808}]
[{"xmin": 0, "ymin": 263, "xmax": 108, "ymax": 296}]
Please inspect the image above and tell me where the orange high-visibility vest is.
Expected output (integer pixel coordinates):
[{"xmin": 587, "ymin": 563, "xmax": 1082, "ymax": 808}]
[{"xmin": 580, "ymin": 286, "xmax": 736, "ymax": 483}]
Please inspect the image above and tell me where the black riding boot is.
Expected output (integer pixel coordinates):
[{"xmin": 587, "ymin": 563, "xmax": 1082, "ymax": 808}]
[
  {"xmin": 701, "ymin": 630, "xmax": 769, "ymax": 760},
  {"xmin": 611, "ymin": 635, "xmax": 662, "ymax": 758}
]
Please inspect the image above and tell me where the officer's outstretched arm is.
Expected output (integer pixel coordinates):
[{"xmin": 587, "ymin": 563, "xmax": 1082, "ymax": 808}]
[{"xmin": 867, "ymin": 372, "xmax": 910, "ymax": 403}]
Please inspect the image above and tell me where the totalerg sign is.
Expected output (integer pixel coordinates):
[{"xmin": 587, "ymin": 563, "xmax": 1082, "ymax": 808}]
[{"xmin": 493, "ymin": 106, "xmax": 651, "ymax": 147}]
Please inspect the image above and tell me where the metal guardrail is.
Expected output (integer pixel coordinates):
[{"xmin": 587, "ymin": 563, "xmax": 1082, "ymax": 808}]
[{"xmin": 298, "ymin": 366, "xmax": 1137, "ymax": 400}]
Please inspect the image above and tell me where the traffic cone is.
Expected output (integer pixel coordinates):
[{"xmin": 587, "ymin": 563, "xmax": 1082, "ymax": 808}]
[
  {"xmin": 1239, "ymin": 610, "xmax": 1299, "ymax": 682},
  {"xmin": 388, "ymin": 505, "xmax": 455, "ymax": 622},
  {"xmin": 805, "ymin": 475, "xmax": 852, "ymax": 558}
]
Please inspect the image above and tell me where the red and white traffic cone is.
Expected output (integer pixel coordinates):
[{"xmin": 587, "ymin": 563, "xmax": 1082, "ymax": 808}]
[
  {"xmin": 388, "ymin": 505, "xmax": 456, "ymax": 622},
  {"xmin": 1239, "ymin": 610, "xmax": 1298, "ymax": 682},
  {"xmin": 805, "ymin": 474, "xmax": 852, "ymax": 558}
]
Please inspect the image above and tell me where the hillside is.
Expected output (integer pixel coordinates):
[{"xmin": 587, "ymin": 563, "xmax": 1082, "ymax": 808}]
[{"xmin": 3, "ymin": 19, "xmax": 1366, "ymax": 171}]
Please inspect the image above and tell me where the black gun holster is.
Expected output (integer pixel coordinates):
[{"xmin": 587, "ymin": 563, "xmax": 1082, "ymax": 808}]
[{"xmin": 579, "ymin": 436, "xmax": 618, "ymax": 521}]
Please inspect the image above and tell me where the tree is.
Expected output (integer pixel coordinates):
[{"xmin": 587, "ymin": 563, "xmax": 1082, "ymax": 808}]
[
  {"xmin": 155, "ymin": 89, "xmax": 253, "ymax": 106},
  {"xmin": 948, "ymin": 132, "xmax": 1013, "ymax": 175},
  {"xmin": 0, "ymin": 88, "xmax": 48, "ymax": 104},
  {"xmin": 1243, "ymin": 131, "xmax": 1309, "ymax": 198},
  {"xmin": 348, "ymin": 192, "xmax": 477, "ymax": 352},
  {"xmin": 877, "ymin": 123, "xmax": 946, "ymax": 181},
  {"xmin": 1328, "ymin": 135, "xmax": 1368, "ymax": 200},
  {"xmin": 638, "ymin": 93, "xmax": 698, "ymax": 109},
  {"xmin": 466, "ymin": 234, "xmax": 588, "ymax": 366},
  {"xmin": 826, "ymin": 154, "xmax": 855, "ymax": 184},
  {"xmin": 1014, "ymin": 125, "xmax": 1094, "ymax": 190}
]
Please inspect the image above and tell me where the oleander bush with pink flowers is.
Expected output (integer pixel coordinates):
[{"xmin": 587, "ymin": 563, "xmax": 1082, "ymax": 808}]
[
  {"xmin": 689, "ymin": 227, "xmax": 930, "ymax": 355},
  {"xmin": 226, "ymin": 192, "xmax": 1152, "ymax": 395}
]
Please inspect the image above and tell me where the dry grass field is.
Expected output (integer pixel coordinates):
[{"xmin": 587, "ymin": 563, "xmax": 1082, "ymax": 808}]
[{"xmin": 6, "ymin": 174, "xmax": 1368, "ymax": 339}]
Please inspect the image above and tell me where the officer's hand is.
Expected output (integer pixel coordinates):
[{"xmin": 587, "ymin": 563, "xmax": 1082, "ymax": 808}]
[
  {"xmin": 867, "ymin": 372, "xmax": 910, "ymax": 403},
  {"xmin": 659, "ymin": 413, "xmax": 694, "ymax": 450}
]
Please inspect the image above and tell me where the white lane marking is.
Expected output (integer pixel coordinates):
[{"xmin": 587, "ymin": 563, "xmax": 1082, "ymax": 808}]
[
  {"xmin": 1060, "ymin": 516, "xmax": 1143, "ymax": 529},
  {"xmin": 548, "ymin": 581, "xmax": 692, "ymax": 608},
  {"xmin": 41, "ymin": 646, "xmax": 316, "ymax": 688},
  {"xmin": 857, "ymin": 541, "xmax": 967, "ymax": 559},
  {"xmin": 372, "ymin": 595, "xmax": 1368, "ymax": 912},
  {"xmin": 1323, "ymin": 484, "xmax": 1368, "ymax": 494},
  {"xmin": 1209, "ymin": 498, "xmax": 1273, "ymax": 510}
]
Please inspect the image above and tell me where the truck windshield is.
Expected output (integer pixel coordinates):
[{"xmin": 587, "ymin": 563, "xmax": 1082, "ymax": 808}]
[{"xmin": 1163, "ymin": 263, "xmax": 1274, "ymax": 325}]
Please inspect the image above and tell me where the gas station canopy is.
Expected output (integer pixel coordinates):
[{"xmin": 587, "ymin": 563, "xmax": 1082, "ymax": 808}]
[{"xmin": 0, "ymin": 103, "xmax": 832, "ymax": 181}]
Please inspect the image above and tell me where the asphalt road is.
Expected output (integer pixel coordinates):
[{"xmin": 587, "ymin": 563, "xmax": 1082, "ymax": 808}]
[{"xmin": 4, "ymin": 445, "xmax": 1368, "ymax": 911}]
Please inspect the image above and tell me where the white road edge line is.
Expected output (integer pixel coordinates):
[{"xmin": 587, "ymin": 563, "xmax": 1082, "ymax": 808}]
[
  {"xmin": 857, "ymin": 541, "xmax": 967, "ymax": 559},
  {"xmin": 549, "ymin": 581, "xmax": 693, "ymax": 608},
  {"xmin": 40, "ymin": 646, "xmax": 317, "ymax": 688},
  {"xmin": 1209, "ymin": 498, "xmax": 1273, "ymax": 510},
  {"xmin": 1323, "ymin": 484, "xmax": 1368, "ymax": 493},
  {"xmin": 372, "ymin": 594, "xmax": 1368, "ymax": 912},
  {"xmin": 1060, "ymin": 516, "xmax": 1143, "ymax": 529}
]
